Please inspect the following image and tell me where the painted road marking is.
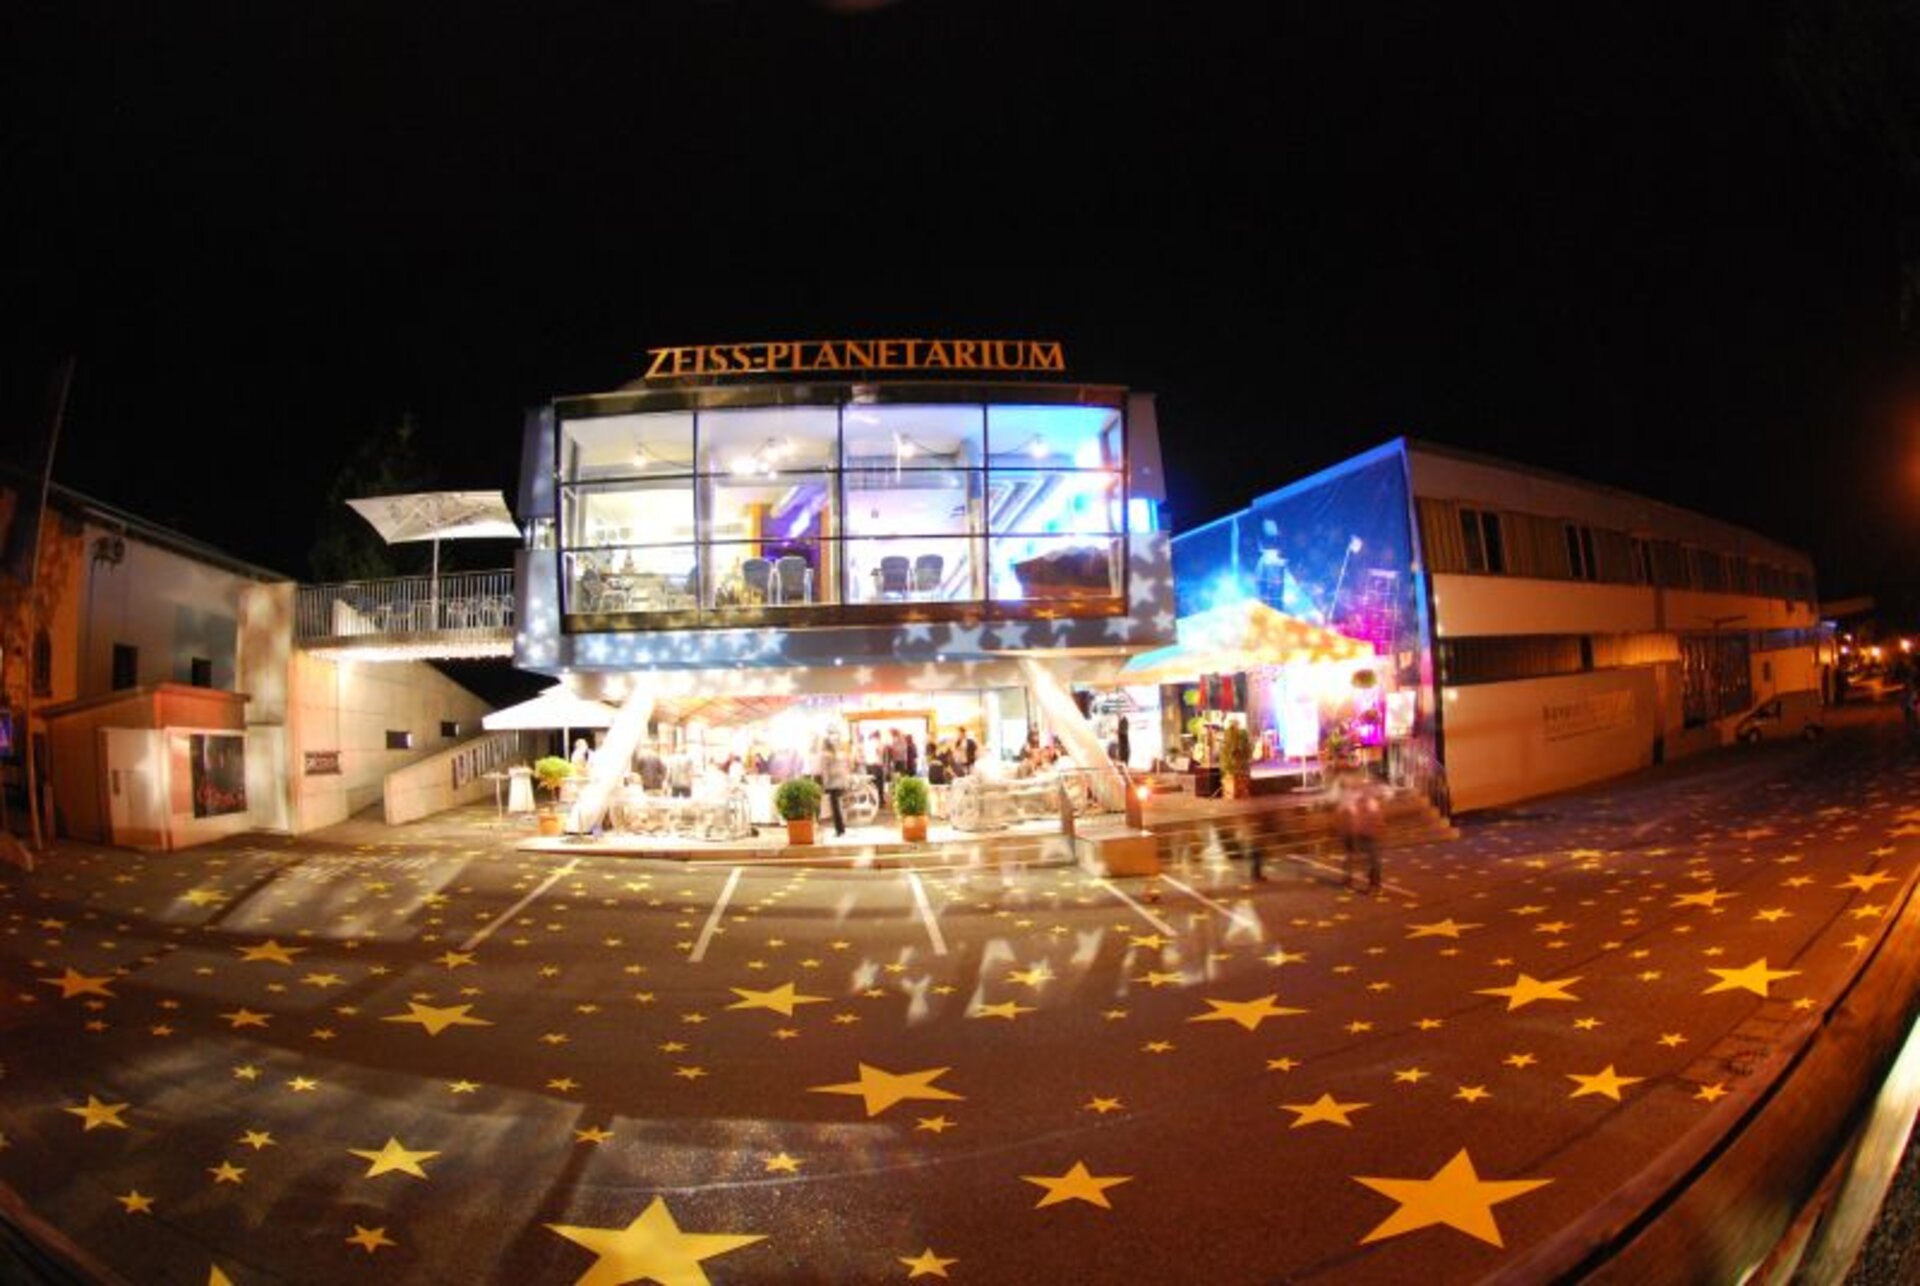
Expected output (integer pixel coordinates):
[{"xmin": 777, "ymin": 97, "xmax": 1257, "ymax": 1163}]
[
  {"xmin": 689, "ymin": 867, "xmax": 743, "ymax": 963},
  {"xmin": 905, "ymin": 872, "xmax": 949, "ymax": 956},
  {"xmin": 1095, "ymin": 878, "xmax": 1178, "ymax": 936},
  {"xmin": 460, "ymin": 859, "xmax": 580, "ymax": 951},
  {"xmin": 1156, "ymin": 873, "xmax": 1264, "ymax": 935}
]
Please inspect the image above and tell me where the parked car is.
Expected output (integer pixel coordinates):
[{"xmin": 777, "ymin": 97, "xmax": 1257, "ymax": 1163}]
[{"xmin": 1734, "ymin": 696, "xmax": 1824, "ymax": 744}]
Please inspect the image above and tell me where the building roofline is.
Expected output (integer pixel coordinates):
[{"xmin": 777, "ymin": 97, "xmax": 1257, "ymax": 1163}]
[{"xmin": 41, "ymin": 473, "xmax": 294, "ymax": 582}]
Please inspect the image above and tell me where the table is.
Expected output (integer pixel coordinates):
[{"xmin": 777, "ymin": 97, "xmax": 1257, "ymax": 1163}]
[{"xmin": 507, "ymin": 766, "xmax": 536, "ymax": 814}]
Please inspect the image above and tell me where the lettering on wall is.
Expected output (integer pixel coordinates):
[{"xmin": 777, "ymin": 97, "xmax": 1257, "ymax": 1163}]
[
  {"xmin": 304, "ymin": 750, "xmax": 341, "ymax": 776},
  {"xmin": 1540, "ymin": 690, "xmax": 1635, "ymax": 742},
  {"xmin": 643, "ymin": 339, "xmax": 1067, "ymax": 382}
]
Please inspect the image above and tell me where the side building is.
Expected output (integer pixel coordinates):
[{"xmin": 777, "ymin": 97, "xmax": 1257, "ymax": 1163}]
[
  {"xmin": 1170, "ymin": 439, "xmax": 1825, "ymax": 814},
  {"xmin": 0, "ymin": 472, "xmax": 495, "ymax": 848}
]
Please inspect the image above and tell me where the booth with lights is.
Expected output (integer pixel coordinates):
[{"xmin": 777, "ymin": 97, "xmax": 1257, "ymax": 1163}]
[
  {"xmin": 1164, "ymin": 442, "xmax": 1439, "ymax": 792},
  {"xmin": 509, "ymin": 341, "xmax": 1177, "ymax": 834}
]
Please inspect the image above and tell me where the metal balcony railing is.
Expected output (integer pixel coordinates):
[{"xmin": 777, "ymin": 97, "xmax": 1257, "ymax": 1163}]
[{"xmin": 295, "ymin": 570, "xmax": 517, "ymax": 650}]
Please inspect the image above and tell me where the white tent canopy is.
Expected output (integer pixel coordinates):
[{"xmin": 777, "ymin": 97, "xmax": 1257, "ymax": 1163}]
[{"xmin": 482, "ymin": 685, "xmax": 618, "ymax": 733}]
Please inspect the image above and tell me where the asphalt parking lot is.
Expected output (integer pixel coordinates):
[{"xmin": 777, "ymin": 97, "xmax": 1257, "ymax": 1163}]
[{"xmin": 3, "ymin": 704, "xmax": 1918, "ymax": 1284}]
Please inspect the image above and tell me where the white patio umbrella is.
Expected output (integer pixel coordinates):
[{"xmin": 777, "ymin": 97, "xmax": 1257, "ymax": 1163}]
[
  {"xmin": 482, "ymin": 685, "xmax": 619, "ymax": 740},
  {"xmin": 346, "ymin": 490, "xmax": 521, "ymax": 626}
]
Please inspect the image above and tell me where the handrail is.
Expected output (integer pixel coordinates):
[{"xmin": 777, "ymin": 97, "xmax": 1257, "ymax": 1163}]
[{"xmin": 294, "ymin": 570, "xmax": 516, "ymax": 642}]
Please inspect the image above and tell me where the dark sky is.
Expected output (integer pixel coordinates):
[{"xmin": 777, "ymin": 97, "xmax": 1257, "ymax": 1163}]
[{"xmin": 8, "ymin": 2, "xmax": 1919, "ymax": 622}]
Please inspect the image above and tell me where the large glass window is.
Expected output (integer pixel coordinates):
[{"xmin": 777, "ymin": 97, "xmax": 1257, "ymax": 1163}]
[
  {"xmin": 985, "ymin": 405, "xmax": 1123, "ymax": 603},
  {"xmin": 556, "ymin": 396, "xmax": 1126, "ymax": 623}
]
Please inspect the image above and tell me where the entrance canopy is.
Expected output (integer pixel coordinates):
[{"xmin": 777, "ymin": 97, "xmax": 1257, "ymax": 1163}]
[
  {"xmin": 481, "ymin": 685, "xmax": 618, "ymax": 732},
  {"xmin": 1118, "ymin": 598, "xmax": 1373, "ymax": 684}
]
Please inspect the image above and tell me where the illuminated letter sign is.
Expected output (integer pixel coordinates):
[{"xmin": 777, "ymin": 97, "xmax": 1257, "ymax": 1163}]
[{"xmin": 642, "ymin": 338, "xmax": 1067, "ymax": 381}]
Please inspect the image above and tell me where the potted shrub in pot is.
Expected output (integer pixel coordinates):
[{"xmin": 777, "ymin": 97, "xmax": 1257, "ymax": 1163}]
[
  {"xmin": 532, "ymin": 755, "xmax": 575, "ymax": 835},
  {"xmin": 774, "ymin": 777, "xmax": 824, "ymax": 845},
  {"xmin": 1220, "ymin": 722, "xmax": 1255, "ymax": 799},
  {"xmin": 892, "ymin": 775, "xmax": 930, "ymax": 842}
]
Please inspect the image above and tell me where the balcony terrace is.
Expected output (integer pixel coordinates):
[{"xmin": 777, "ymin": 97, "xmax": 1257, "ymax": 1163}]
[{"xmin": 294, "ymin": 569, "xmax": 516, "ymax": 661}]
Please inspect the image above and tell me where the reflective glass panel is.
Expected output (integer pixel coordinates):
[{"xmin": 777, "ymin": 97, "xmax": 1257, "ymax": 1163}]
[
  {"xmin": 845, "ymin": 535, "xmax": 976, "ymax": 605},
  {"xmin": 986, "ymin": 469, "xmax": 1120, "ymax": 536},
  {"xmin": 698, "ymin": 406, "xmax": 839, "ymax": 475},
  {"xmin": 841, "ymin": 404, "xmax": 984, "ymax": 470},
  {"xmin": 985, "ymin": 405, "xmax": 1122, "ymax": 469},
  {"xmin": 562, "ymin": 479, "xmax": 695, "ymax": 550},
  {"xmin": 560, "ymin": 411, "xmax": 695, "ymax": 482},
  {"xmin": 989, "ymin": 535, "xmax": 1121, "ymax": 602}
]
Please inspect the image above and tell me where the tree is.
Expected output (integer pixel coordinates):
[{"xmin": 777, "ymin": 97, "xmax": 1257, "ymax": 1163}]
[{"xmin": 307, "ymin": 413, "xmax": 438, "ymax": 582}]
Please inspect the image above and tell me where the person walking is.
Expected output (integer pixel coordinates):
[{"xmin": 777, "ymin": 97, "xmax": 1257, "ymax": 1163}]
[
  {"xmin": 820, "ymin": 734, "xmax": 850, "ymax": 837},
  {"xmin": 1334, "ymin": 769, "xmax": 1385, "ymax": 894}
]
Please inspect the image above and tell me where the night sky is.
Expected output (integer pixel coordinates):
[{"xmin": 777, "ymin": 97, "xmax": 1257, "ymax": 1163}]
[{"xmin": 8, "ymin": 2, "xmax": 1918, "ymax": 622}]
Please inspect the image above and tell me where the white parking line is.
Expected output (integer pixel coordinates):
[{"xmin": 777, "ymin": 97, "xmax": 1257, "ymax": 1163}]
[
  {"xmin": 461, "ymin": 859, "xmax": 580, "ymax": 951},
  {"xmin": 905, "ymin": 872, "xmax": 949, "ymax": 956},
  {"xmin": 688, "ymin": 867, "xmax": 743, "ymax": 963},
  {"xmin": 1094, "ymin": 878, "xmax": 1178, "ymax": 936},
  {"xmin": 1155, "ymin": 873, "xmax": 1263, "ymax": 935}
]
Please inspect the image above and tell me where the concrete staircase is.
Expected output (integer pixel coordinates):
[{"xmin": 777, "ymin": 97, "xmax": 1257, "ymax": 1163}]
[{"xmin": 1140, "ymin": 787, "xmax": 1457, "ymax": 867}]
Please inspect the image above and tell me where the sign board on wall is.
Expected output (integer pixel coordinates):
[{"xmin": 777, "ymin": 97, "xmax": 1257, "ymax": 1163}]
[
  {"xmin": 188, "ymin": 734, "xmax": 248, "ymax": 818},
  {"xmin": 304, "ymin": 750, "xmax": 341, "ymax": 776},
  {"xmin": 643, "ymin": 338, "xmax": 1067, "ymax": 382},
  {"xmin": 1541, "ymin": 690, "xmax": 1635, "ymax": 742}
]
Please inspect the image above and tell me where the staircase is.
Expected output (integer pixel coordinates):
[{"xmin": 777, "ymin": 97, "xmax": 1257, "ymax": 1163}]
[{"xmin": 1141, "ymin": 787, "xmax": 1457, "ymax": 868}]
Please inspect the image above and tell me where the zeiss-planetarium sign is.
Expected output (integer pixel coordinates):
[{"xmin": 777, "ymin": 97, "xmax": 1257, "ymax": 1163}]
[{"xmin": 642, "ymin": 337, "xmax": 1066, "ymax": 381}]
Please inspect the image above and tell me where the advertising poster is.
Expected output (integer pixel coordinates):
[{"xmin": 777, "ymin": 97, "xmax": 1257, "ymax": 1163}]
[{"xmin": 189, "ymin": 733, "xmax": 248, "ymax": 818}]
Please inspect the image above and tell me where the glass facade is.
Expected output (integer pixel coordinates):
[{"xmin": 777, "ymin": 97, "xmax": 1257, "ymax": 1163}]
[{"xmin": 555, "ymin": 393, "xmax": 1126, "ymax": 626}]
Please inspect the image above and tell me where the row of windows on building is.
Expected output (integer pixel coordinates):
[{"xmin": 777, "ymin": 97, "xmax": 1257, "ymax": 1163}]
[
  {"xmin": 1436, "ymin": 626, "xmax": 1820, "ymax": 688},
  {"xmin": 24, "ymin": 634, "xmax": 211, "ymax": 698},
  {"xmin": 1418, "ymin": 499, "xmax": 1816, "ymax": 604}
]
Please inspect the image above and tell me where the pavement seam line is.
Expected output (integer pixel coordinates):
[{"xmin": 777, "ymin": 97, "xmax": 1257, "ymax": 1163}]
[
  {"xmin": 459, "ymin": 858, "xmax": 580, "ymax": 951},
  {"xmin": 1095, "ymin": 877, "xmax": 1177, "ymax": 936},
  {"xmin": 1155, "ymin": 873, "xmax": 1263, "ymax": 935},
  {"xmin": 905, "ymin": 871, "xmax": 948, "ymax": 956}
]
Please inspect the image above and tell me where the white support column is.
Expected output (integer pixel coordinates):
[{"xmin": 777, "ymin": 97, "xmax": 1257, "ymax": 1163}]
[{"xmin": 567, "ymin": 683, "xmax": 655, "ymax": 834}]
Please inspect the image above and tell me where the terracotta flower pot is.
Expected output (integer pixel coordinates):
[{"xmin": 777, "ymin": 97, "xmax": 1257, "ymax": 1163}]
[
  {"xmin": 786, "ymin": 817, "xmax": 816, "ymax": 846},
  {"xmin": 900, "ymin": 814, "xmax": 928, "ymax": 843},
  {"xmin": 537, "ymin": 810, "xmax": 564, "ymax": 837}
]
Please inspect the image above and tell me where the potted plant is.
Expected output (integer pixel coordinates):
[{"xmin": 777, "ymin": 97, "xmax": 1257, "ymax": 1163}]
[
  {"xmin": 1220, "ymin": 722, "xmax": 1255, "ymax": 799},
  {"xmin": 532, "ymin": 755, "xmax": 574, "ymax": 835},
  {"xmin": 892, "ymin": 775, "xmax": 930, "ymax": 842},
  {"xmin": 774, "ymin": 777, "xmax": 824, "ymax": 845}
]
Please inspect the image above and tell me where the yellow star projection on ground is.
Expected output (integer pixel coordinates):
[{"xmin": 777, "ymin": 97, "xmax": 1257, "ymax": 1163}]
[
  {"xmin": 40, "ymin": 968, "xmax": 117, "ymax": 1000},
  {"xmin": 1703, "ymin": 958, "xmax": 1802, "ymax": 998},
  {"xmin": 1354, "ymin": 1149, "xmax": 1552, "ymax": 1246},
  {"xmin": 235, "ymin": 939, "xmax": 307, "ymax": 964},
  {"xmin": 1566, "ymin": 1065, "xmax": 1645, "ymax": 1101},
  {"xmin": 809, "ymin": 1063, "xmax": 963, "ymax": 1117},
  {"xmin": 380, "ymin": 1001, "xmax": 494, "ymax": 1035},
  {"xmin": 725, "ymin": 982, "xmax": 828, "ymax": 1017},
  {"xmin": 1474, "ymin": 973, "xmax": 1582, "ymax": 1010},
  {"xmin": 1187, "ymin": 993, "xmax": 1307, "ymax": 1031},
  {"xmin": 1021, "ymin": 1161, "xmax": 1134, "ymax": 1209},
  {"xmin": 546, "ymin": 1196, "xmax": 765, "ymax": 1286},
  {"xmin": 65, "ymin": 1096, "xmax": 130, "ymax": 1131},
  {"xmin": 348, "ymin": 1138, "xmax": 440, "ymax": 1179},
  {"xmin": 900, "ymin": 1247, "xmax": 958, "ymax": 1277},
  {"xmin": 1282, "ymin": 1093, "xmax": 1369, "ymax": 1128}
]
